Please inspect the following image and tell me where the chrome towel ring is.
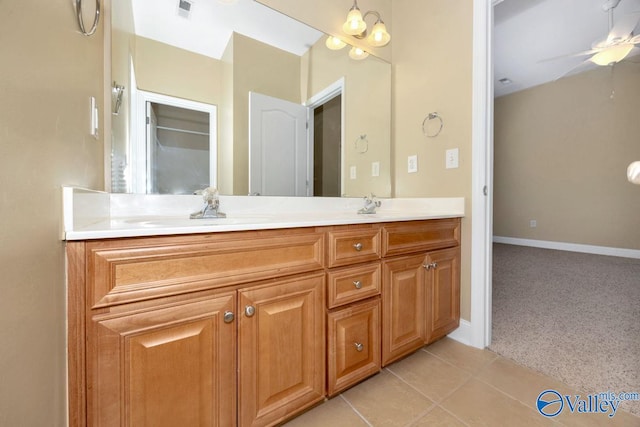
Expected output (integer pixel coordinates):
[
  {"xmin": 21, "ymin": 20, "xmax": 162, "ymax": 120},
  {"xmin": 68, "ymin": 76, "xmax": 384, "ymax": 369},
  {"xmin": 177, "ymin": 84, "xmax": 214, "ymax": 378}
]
[
  {"xmin": 422, "ymin": 112, "xmax": 443, "ymax": 138},
  {"xmin": 76, "ymin": 0, "xmax": 101, "ymax": 36}
]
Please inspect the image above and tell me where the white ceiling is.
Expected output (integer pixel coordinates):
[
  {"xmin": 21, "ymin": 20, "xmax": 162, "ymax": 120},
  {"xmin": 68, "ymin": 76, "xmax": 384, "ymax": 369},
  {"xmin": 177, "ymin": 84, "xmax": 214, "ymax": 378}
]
[
  {"xmin": 131, "ymin": 0, "xmax": 324, "ymax": 59},
  {"xmin": 494, "ymin": 0, "xmax": 640, "ymax": 97}
]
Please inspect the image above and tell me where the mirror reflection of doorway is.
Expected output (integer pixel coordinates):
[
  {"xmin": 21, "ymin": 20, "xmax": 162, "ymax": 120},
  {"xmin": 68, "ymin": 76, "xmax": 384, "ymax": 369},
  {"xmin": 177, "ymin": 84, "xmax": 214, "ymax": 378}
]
[
  {"xmin": 134, "ymin": 91, "xmax": 217, "ymax": 194},
  {"xmin": 312, "ymin": 95, "xmax": 341, "ymax": 197}
]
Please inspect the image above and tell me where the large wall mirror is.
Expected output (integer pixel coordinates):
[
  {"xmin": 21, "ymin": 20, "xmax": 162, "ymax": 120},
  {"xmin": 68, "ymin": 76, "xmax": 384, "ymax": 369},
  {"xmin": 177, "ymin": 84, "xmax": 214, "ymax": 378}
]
[{"xmin": 109, "ymin": 0, "xmax": 391, "ymax": 197}]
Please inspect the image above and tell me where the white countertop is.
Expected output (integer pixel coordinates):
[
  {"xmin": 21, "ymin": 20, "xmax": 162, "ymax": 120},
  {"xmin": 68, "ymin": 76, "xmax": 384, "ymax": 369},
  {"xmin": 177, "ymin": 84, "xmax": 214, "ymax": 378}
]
[{"xmin": 62, "ymin": 187, "xmax": 465, "ymax": 241}]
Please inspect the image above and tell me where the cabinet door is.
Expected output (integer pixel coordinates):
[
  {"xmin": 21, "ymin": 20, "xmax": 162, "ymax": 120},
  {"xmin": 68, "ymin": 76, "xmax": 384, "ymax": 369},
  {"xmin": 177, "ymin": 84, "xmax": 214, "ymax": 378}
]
[
  {"xmin": 425, "ymin": 247, "xmax": 461, "ymax": 344},
  {"xmin": 327, "ymin": 298, "xmax": 381, "ymax": 396},
  {"xmin": 88, "ymin": 293, "xmax": 237, "ymax": 427},
  {"xmin": 238, "ymin": 273, "xmax": 325, "ymax": 427},
  {"xmin": 382, "ymin": 254, "xmax": 427, "ymax": 366}
]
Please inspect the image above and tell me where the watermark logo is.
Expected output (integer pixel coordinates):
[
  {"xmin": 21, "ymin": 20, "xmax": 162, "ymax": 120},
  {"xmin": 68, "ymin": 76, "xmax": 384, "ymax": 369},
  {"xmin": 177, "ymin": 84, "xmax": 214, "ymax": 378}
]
[
  {"xmin": 537, "ymin": 390, "xmax": 564, "ymax": 417},
  {"xmin": 536, "ymin": 390, "xmax": 640, "ymax": 418}
]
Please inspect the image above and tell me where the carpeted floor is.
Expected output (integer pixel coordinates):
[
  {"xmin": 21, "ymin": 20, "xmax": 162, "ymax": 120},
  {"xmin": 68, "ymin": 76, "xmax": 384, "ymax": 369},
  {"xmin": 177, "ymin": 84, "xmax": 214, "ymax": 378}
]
[{"xmin": 490, "ymin": 243, "xmax": 640, "ymax": 416}]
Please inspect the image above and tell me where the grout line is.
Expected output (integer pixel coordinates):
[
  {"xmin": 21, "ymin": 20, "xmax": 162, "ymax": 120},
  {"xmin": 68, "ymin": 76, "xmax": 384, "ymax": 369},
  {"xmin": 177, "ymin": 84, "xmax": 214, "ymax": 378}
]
[
  {"xmin": 433, "ymin": 404, "xmax": 472, "ymax": 427},
  {"xmin": 339, "ymin": 394, "xmax": 374, "ymax": 427}
]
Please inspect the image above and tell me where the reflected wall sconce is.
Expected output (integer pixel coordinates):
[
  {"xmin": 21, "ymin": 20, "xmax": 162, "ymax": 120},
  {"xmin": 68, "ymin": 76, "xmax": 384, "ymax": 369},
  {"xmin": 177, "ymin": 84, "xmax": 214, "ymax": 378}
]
[
  {"xmin": 348, "ymin": 46, "xmax": 369, "ymax": 60},
  {"xmin": 342, "ymin": 0, "xmax": 391, "ymax": 47},
  {"xmin": 112, "ymin": 82, "xmax": 125, "ymax": 115}
]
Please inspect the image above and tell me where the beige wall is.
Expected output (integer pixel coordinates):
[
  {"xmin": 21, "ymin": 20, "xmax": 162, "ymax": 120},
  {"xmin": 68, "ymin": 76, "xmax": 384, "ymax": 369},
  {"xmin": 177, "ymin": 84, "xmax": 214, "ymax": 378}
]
[
  {"xmin": 392, "ymin": 0, "xmax": 474, "ymax": 320},
  {"xmin": 0, "ymin": 0, "xmax": 104, "ymax": 425},
  {"xmin": 303, "ymin": 37, "xmax": 392, "ymax": 197},
  {"xmin": 494, "ymin": 63, "xmax": 640, "ymax": 250},
  {"xmin": 134, "ymin": 37, "xmax": 223, "ymax": 106}
]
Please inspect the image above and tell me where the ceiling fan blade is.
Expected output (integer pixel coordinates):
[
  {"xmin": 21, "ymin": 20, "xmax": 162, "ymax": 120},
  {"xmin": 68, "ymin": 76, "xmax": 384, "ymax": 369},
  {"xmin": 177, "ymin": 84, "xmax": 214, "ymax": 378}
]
[
  {"xmin": 539, "ymin": 48, "xmax": 601, "ymax": 63},
  {"xmin": 606, "ymin": 11, "xmax": 640, "ymax": 43},
  {"xmin": 553, "ymin": 58, "xmax": 595, "ymax": 81}
]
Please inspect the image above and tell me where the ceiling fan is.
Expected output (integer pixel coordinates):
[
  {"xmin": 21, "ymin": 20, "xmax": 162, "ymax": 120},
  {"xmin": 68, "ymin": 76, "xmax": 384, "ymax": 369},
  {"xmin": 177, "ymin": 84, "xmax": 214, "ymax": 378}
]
[{"xmin": 547, "ymin": 0, "xmax": 640, "ymax": 77}]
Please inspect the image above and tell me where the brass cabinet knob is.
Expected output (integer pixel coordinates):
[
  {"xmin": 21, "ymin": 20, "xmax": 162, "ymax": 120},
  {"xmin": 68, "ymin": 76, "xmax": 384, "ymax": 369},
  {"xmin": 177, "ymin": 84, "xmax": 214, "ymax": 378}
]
[
  {"xmin": 354, "ymin": 342, "xmax": 364, "ymax": 352},
  {"xmin": 353, "ymin": 242, "xmax": 363, "ymax": 251},
  {"xmin": 353, "ymin": 280, "xmax": 363, "ymax": 289}
]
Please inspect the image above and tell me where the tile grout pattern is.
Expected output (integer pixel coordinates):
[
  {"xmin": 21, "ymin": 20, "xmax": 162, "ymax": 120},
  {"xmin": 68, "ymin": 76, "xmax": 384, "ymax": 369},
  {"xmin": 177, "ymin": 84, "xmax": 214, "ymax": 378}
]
[{"xmin": 283, "ymin": 338, "xmax": 640, "ymax": 427}]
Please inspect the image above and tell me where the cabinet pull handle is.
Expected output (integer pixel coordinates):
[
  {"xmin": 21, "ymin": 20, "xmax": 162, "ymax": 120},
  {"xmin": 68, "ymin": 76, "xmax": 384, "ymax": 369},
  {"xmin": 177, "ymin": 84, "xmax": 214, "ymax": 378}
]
[
  {"xmin": 354, "ymin": 342, "xmax": 364, "ymax": 352},
  {"xmin": 353, "ymin": 280, "xmax": 362, "ymax": 289},
  {"xmin": 223, "ymin": 311, "xmax": 235, "ymax": 323},
  {"xmin": 244, "ymin": 305, "xmax": 256, "ymax": 317},
  {"xmin": 423, "ymin": 262, "xmax": 438, "ymax": 270},
  {"xmin": 353, "ymin": 242, "xmax": 363, "ymax": 251}
]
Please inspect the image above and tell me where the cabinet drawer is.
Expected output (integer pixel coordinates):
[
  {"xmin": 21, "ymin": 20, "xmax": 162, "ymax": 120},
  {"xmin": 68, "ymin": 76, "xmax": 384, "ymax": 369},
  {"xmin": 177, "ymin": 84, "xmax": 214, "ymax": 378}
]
[
  {"xmin": 327, "ymin": 226, "xmax": 381, "ymax": 268},
  {"xmin": 85, "ymin": 229, "xmax": 324, "ymax": 308},
  {"xmin": 382, "ymin": 218, "xmax": 460, "ymax": 257},
  {"xmin": 327, "ymin": 263, "xmax": 381, "ymax": 309},
  {"xmin": 327, "ymin": 298, "xmax": 381, "ymax": 396}
]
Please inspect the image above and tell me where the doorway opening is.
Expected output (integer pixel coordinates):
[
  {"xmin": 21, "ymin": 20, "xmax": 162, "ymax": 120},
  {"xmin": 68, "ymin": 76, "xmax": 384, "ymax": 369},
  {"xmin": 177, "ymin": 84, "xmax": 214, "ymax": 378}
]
[
  {"xmin": 134, "ymin": 91, "xmax": 217, "ymax": 194},
  {"xmin": 312, "ymin": 94, "xmax": 342, "ymax": 197}
]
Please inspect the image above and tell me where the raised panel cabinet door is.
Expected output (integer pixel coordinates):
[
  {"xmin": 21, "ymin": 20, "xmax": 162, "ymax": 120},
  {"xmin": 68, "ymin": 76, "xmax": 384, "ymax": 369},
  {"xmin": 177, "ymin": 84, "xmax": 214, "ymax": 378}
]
[
  {"xmin": 88, "ymin": 293, "xmax": 237, "ymax": 427},
  {"xmin": 424, "ymin": 247, "xmax": 461, "ymax": 344},
  {"xmin": 238, "ymin": 273, "xmax": 325, "ymax": 427},
  {"xmin": 381, "ymin": 254, "xmax": 427, "ymax": 366},
  {"xmin": 327, "ymin": 298, "xmax": 381, "ymax": 396}
]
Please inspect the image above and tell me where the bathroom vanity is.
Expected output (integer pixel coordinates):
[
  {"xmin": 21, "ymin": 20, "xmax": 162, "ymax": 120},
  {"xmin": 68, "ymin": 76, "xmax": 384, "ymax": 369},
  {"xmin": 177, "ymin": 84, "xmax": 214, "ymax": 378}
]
[{"xmin": 63, "ymin": 189, "xmax": 463, "ymax": 426}]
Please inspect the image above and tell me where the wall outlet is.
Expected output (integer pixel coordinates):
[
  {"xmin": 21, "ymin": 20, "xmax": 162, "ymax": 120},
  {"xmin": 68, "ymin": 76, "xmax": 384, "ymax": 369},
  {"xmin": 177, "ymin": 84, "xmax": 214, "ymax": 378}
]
[
  {"xmin": 529, "ymin": 219, "xmax": 537, "ymax": 228},
  {"xmin": 446, "ymin": 148, "xmax": 459, "ymax": 169},
  {"xmin": 371, "ymin": 161, "xmax": 380, "ymax": 177},
  {"xmin": 350, "ymin": 165, "xmax": 357, "ymax": 179},
  {"xmin": 408, "ymin": 155, "xmax": 418, "ymax": 173}
]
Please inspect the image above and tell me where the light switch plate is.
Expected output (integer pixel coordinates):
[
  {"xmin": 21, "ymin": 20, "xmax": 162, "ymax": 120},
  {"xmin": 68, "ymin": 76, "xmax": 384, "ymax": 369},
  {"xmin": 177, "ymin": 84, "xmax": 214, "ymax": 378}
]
[
  {"xmin": 350, "ymin": 165, "xmax": 357, "ymax": 179},
  {"xmin": 446, "ymin": 148, "xmax": 459, "ymax": 169},
  {"xmin": 372, "ymin": 161, "xmax": 380, "ymax": 177},
  {"xmin": 408, "ymin": 155, "xmax": 418, "ymax": 173}
]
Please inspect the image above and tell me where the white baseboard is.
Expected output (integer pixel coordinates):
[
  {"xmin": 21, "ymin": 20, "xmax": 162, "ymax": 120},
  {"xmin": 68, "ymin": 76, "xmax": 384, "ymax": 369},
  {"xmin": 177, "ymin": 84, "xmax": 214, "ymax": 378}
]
[
  {"xmin": 493, "ymin": 236, "xmax": 640, "ymax": 259},
  {"xmin": 447, "ymin": 319, "xmax": 474, "ymax": 347}
]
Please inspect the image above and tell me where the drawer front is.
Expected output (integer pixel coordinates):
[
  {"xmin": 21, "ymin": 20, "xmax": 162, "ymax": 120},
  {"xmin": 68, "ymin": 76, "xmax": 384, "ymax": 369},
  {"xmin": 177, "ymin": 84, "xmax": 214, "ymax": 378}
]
[
  {"xmin": 327, "ymin": 298, "xmax": 381, "ymax": 396},
  {"xmin": 327, "ymin": 226, "xmax": 381, "ymax": 268},
  {"xmin": 382, "ymin": 218, "xmax": 461, "ymax": 257},
  {"xmin": 86, "ymin": 229, "xmax": 324, "ymax": 308},
  {"xmin": 327, "ymin": 263, "xmax": 381, "ymax": 309}
]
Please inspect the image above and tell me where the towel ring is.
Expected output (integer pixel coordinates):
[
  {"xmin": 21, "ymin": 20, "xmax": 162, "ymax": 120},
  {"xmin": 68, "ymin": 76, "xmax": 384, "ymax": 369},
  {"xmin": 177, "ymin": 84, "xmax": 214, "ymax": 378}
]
[
  {"xmin": 76, "ymin": 0, "xmax": 101, "ymax": 36},
  {"xmin": 354, "ymin": 134, "xmax": 368, "ymax": 153},
  {"xmin": 422, "ymin": 112, "xmax": 443, "ymax": 138}
]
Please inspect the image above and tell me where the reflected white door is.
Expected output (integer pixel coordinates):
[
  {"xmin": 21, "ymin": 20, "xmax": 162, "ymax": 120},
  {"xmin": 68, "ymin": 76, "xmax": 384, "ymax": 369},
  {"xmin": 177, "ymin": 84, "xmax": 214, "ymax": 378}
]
[{"xmin": 249, "ymin": 92, "xmax": 310, "ymax": 196}]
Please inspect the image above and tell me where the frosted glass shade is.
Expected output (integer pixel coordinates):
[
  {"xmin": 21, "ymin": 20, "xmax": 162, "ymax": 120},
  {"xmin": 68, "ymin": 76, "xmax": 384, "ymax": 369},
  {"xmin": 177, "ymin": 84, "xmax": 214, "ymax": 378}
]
[
  {"xmin": 343, "ymin": 8, "xmax": 366, "ymax": 36},
  {"xmin": 590, "ymin": 44, "xmax": 633, "ymax": 66},
  {"xmin": 367, "ymin": 21, "xmax": 390, "ymax": 47},
  {"xmin": 349, "ymin": 46, "xmax": 369, "ymax": 60},
  {"xmin": 325, "ymin": 36, "xmax": 347, "ymax": 50}
]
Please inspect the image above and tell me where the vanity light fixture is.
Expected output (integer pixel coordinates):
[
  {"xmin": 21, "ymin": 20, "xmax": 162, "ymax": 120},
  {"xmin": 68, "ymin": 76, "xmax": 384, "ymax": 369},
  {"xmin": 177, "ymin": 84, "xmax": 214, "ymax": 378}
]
[{"xmin": 342, "ymin": 0, "xmax": 391, "ymax": 47}]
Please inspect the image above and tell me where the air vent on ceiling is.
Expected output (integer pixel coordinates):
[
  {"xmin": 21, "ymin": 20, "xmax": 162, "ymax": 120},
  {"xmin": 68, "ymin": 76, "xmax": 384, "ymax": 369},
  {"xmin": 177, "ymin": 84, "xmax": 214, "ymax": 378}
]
[
  {"xmin": 177, "ymin": 0, "xmax": 193, "ymax": 19},
  {"xmin": 498, "ymin": 77, "xmax": 512, "ymax": 86}
]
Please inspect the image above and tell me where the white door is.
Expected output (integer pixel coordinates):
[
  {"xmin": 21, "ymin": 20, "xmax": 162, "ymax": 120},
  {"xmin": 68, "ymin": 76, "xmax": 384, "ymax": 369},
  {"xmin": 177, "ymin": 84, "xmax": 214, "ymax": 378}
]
[
  {"xmin": 146, "ymin": 102, "xmax": 158, "ymax": 193},
  {"xmin": 249, "ymin": 92, "xmax": 310, "ymax": 196}
]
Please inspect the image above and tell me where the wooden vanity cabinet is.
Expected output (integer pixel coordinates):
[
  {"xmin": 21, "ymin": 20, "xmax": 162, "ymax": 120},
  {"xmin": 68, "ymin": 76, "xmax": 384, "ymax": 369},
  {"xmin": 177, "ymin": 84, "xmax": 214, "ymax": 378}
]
[
  {"xmin": 381, "ymin": 219, "xmax": 461, "ymax": 366},
  {"xmin": 67, "ymin": 218, "xmax": 461, "ymax": 425}
]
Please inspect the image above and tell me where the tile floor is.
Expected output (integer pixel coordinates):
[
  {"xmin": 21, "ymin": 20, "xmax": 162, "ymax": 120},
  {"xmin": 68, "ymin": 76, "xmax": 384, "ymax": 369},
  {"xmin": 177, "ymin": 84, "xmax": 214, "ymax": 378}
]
[{"xmin": 283, "ymin": 338, "xmax": 640, "ymax": 427}]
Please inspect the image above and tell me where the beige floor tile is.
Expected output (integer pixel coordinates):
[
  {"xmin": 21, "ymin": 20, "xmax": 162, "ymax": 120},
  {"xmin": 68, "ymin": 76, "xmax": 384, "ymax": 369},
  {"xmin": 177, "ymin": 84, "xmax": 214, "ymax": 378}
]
[
  {"xmin": 476, "ymin": 356, "xmax": 572, "ymax": 408},
  {"xmin": 440, "ymin": 378, "xmax": 552, "ymax": 427},
  {"xmin": 411, "ymin": 406, "xmax": 468, "ymax": 426},
  {"xmin": 387, "ymin": 349, "xmax": 472, "ymax": 403},
  {"xmin": 342, "ymin": 369, "xmax": 434, "ymax": 427},
  {"xmin": 424, "ymin": 338, "xmax": 497, "ymax": 374},
  {"xmin": 281, "ymin": 396, "xmax": 369, "ymax": 427},
  {"xmin": 548, "ymin": 390, "xmax": 640, "ymax": 427}
]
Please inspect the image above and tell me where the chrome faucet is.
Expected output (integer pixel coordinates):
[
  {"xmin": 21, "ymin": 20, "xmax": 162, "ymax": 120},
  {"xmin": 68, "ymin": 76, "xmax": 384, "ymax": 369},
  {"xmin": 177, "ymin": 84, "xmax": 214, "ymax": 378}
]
[
  {"xmin": 358, "ymin": 193, "xmax": 381, "ymax": 214},
  {"xmin": 190, "ymin": 187, "xmax": 226, "ymax": 219}
]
